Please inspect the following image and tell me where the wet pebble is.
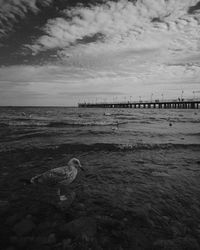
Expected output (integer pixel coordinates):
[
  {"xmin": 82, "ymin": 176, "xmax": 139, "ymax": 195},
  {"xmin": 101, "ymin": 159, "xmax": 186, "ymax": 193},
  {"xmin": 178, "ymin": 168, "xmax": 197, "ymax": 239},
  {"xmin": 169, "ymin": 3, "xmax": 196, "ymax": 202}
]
[
  {"xmin": 37, "ymin": 221, "xmax": 53, "ymax": 234},
  {"xmin": 47, "ymin": 233, "xmax": 56, "ymax": 244},
  {"xmin": 9, "ymin": 236, "xmax": 18, "ymax": 245},
  {"xmin": 6, "ymin": 214, "xmax": 22, "ymax": 226},
  {"xmin": 76, "ymin": 203, "xmax": 85, "ymax": 210},
  {"xmin": 0, "ymin": 200, "xmax": 9, "ymax": 214},
  {"xmin": 60, "ymin": 216, "xmax": 97, "ymax": 240},
  {"xmin": 62, "ymin": 238, "xmax": 72, "ymax": 250},
  {"xmin": 13, "ymin": 218, "xmax": 35, "ymax": 236},
  {"xmin": 5, "ymin": 247, "xmax": 16, "ymax": 250},
  {"xmin": 153, "ymin": 236, "xmax": 200, "ymax": 250},
  {"xmin": 35, "ymin": 236, "xmax": 48, "ymax": 245},
  {"xmin": 15, "ymin": 237, "xmax": 29, "ymax": 248},
  {"xmin": 46, "ymin": 157, "xmax": 53, "ymax": 161}
]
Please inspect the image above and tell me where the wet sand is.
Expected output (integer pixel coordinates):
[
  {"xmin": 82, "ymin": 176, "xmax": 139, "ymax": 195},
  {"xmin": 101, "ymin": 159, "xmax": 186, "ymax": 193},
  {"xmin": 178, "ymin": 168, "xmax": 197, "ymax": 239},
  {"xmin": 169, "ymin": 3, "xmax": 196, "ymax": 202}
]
[{"xmin": 0, "ymin": 145, "xmax": 200, "ymax": 250}]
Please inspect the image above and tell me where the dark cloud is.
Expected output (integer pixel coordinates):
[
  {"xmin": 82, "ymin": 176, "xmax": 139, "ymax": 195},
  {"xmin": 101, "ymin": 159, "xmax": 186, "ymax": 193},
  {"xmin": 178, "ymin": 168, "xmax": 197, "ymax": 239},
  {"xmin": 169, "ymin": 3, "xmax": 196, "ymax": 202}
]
[
  {"xmin": 188, "ymin": 1, "xmax": 200, "ymax": 14},
  {"xmin": 0, "ymin": 0, "xmax": 109, "ymax": 41},
  {"xmin": 0, "ymin": 0, "xmax": 109, "ymax": 66},
  {"xmin": 0, "ymin": 0, "xmax": 53, "ymax": 39}
]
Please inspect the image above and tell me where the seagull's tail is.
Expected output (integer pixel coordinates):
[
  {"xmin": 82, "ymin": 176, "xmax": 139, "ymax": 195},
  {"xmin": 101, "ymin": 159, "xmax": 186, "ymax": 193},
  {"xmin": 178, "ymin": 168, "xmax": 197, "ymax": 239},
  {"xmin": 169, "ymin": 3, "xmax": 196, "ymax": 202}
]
[
  {"xmin": 30, "ymin": 175, "xmax": 41, "ymax": 184},
  {"xmin": 19, "ymin": 174, "xmax": 42, "ymax": 185}
]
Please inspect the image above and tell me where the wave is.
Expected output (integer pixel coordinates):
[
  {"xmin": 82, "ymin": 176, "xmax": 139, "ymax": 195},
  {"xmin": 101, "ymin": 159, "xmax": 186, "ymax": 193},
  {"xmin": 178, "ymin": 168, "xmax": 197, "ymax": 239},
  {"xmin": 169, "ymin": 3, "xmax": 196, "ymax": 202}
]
[
  {"xmin": 1, "ymin": 120, "xmax": 124, "ymax": 127},
  {"xmin": 1, "ymin": 141, "xmax": 200, "ymax": 154},
  {"xmin": 13, "ymin": 117, "xmax": 32, "ymax": 121},
  {"xmin": 47, "ymin": 121, "xmax": 122, "ymax": 127},
  {"xmin": 0, "ymin": 122, "xmax": 8, "ymax": 128},
  {"xmin": 35, "ymin": 142, "xmax": 200, "ymax": 152}
]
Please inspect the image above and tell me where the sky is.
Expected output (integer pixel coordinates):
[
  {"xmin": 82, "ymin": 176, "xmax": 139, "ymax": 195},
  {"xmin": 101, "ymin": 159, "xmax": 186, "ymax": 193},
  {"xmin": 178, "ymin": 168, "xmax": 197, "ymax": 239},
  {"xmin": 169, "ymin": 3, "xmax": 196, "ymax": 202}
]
[{"xmin": 0, "ymin": 0, "xmax": 200, "ymax": 106}]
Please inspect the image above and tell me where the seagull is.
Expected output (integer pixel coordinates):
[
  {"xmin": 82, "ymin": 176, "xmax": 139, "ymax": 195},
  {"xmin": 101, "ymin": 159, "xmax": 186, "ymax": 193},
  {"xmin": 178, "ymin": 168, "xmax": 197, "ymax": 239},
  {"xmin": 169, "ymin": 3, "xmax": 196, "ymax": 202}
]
[{"xmin": 30, "ymin": 158, "xmax": 83, "ymax": 201}]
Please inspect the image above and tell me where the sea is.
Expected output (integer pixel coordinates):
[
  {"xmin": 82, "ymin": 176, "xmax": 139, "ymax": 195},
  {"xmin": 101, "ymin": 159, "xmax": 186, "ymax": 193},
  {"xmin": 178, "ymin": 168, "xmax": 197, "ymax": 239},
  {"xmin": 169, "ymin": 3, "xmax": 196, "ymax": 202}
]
[{"xmin": 0, "ymin": 106, "xmax": 200, "ymax": 249}]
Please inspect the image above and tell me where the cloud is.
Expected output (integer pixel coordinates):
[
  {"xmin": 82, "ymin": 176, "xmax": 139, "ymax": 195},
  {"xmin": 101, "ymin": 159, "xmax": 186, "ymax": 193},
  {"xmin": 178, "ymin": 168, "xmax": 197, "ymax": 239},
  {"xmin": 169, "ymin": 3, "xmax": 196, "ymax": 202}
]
[{"xmin": 28, "ymin": 0, "xmax": 199, "ymax": 53}]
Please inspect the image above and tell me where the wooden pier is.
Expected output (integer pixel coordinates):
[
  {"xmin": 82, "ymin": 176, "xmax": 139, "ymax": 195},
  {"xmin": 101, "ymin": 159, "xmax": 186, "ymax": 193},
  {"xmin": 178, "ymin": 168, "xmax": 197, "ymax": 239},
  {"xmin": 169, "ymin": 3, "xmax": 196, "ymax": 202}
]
[{"xmin": 78, "ymin": 100, "xmax": 200, "ymax": 109}]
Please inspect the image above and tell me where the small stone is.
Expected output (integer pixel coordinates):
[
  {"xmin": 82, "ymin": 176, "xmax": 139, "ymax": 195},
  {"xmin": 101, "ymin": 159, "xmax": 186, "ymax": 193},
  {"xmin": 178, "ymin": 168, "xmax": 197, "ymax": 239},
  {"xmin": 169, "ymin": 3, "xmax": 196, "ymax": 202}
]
[
  {"xmin": 15, "ymin": 237, "xmax": 29, "ymax": 248},
  {"xmin": 26, "ymin": 214, "xmax": 32, "ymax": 220},
  {"xmin": 153, "ymin": 237, "xmax": 200, "ymax": 250},
  {"xmin": 60, "ymin": 217, "xmax": 97, "ymax": 239},
  {"xmin": 47, "ymin": 233, "xmax": 56, "ymax": 244},
  {"xmin": 123, "ymin": 217, "xmax": 128, "ymax": 223},
  {"xmin": 6, "ymin": 246, "xmax": 15, "ymax": 250},
  {"xmin": 6, "ymin": 247, "xmax": 16, "ymax": 250},
  {"xmin": 76, "ymin": 203, "xmax": 85, "ymax": 210},
  {"xmin": 35, "ymin": 236, "xmax": 47, "ymax": 245},
  {"xmin": 0, "ymin": 201, "xmax": 9, "ymax": 215},
  {"xmin": 9, "ymin": 236, "xmax": 18, "ymax": 245},
  {"xmin": 37, "ymin": 221, "xmax": 52, "ymax": 233},
  {"xmin": 6, "ymin": 214, "xmax": 22, "ymax": 226},
  {"xmin": 13, "ymin": 219, "xmax": 35, "ymax": 236},
  {"xmin": 62, "ymin": 239, "xmax": 71, "ymax": 250},
  {"xmin": 47, "ymin": 157, "xmax": 53, "ymax": 161},
  {"xmin": 29, "ymin": 204, "xmax": 40, "ymax": 215}
]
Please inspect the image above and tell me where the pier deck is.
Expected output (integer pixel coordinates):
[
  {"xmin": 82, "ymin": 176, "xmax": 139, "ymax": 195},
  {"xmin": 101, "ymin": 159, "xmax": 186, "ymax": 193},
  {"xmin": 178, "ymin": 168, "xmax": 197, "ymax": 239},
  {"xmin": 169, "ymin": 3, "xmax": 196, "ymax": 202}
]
[{"xmin": 78, "ymin": 100, "xmax": 200, "ymax": 109}]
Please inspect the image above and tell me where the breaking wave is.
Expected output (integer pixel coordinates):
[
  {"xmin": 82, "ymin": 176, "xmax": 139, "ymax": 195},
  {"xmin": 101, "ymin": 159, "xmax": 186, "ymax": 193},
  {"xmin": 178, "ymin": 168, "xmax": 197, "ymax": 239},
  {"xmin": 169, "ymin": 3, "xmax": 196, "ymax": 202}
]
[
  {"xmin": 47, "ymin": 121, "xmax": 121, "ymax": 127},
  {"xmin": 28, "ymin": 142, "xmax": 200, "ymax": 153}
]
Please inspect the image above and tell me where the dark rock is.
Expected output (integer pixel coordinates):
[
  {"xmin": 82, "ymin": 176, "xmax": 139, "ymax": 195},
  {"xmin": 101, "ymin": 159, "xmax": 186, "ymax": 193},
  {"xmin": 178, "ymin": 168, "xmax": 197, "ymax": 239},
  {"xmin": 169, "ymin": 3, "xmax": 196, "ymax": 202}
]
[
  {"xmin": 26, "ymin": 214, "xmax": 33, "ymax": 220},
  {"xmin": 95, "ymin": 215, "xmax": 123, "ymax": 228},
  {"xmin": 62, "ymin": 239, "xmax": 72, "ymax": 250},
  {"xmin": 13, "ymin": 218, "xmax": 35, "ymax": 236},
  {"xmin": 35, "ymin": 245, "xmax": 51, "ymax": 250},
  {"xmin": 37, "ymin": 221, "xmax": 53, "ymax": 235},
  {"xmin": 153, "ymin": 236, "xmax": 200, "ymax": 250},
  {"xmin": 125, "ymin": 227, "xmax": 151, "ymax": 250},
  {"xmin": 47, "ymin": 233, "xmax": 56, "ymax": 244},
  {"xmin": 60, "ymin": 216, "xmax": 97, "ymax": 240},
  {"xmin": 6, "ymin": 214, "xmax": 23, "ymax": 226},
  {"xmin": 9, "ymin": 236, "xmax": 18, "ymax": 245},
  {"xmin": 128, "ymin": 208, "xmax": 153, "ymax": 228},
  {"xmin": 98, "ymin": 235, "xmax": 111, "ymax": 247},
  {"xmin": 0, "ymin": 200, "xmax": 9, "ymax": 214},
  {"xmin": 76, "ymin": 203, "xmax": 85, "ymax": 210},
  {"xmin": 171, "ymin": 221, "xmax": 186, "ymax": 237},
  {"xmin": 29, "ymin": 204, "xmax": 40, "ymax": 215},
  {"xmin": 47, "ymin": 157, "xmax": 53, "ymax": 161},
  {"xmin": 5, "ymin": 247, "xmax": 16, "ymax": 250},
  {"xmin": 35, "ymin": 236, "xmax": 48, "ymax": 245},
  {"xmin": 15, "ymin": 237, "xmax": 29, "ymax": 248}
]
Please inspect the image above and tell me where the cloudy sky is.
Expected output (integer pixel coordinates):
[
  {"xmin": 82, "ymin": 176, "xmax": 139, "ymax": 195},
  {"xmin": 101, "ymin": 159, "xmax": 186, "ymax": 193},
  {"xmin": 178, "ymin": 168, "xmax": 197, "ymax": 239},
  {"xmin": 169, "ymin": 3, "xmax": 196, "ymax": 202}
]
[{"xmin": 0, "ymin": 0, "xmax": 200, "ymax": 106}]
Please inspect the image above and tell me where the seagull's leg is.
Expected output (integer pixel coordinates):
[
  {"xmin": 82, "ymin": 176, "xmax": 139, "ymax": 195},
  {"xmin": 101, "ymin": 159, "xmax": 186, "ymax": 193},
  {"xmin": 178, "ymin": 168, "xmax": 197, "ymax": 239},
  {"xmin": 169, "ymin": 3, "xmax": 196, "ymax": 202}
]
[
  {"xmin": 57, "ymin": 188, "xmax": 61, "ymax": 196},
  {"xmin": 58, "ymin": 184, "xmax": 68, "ymax": 201}
]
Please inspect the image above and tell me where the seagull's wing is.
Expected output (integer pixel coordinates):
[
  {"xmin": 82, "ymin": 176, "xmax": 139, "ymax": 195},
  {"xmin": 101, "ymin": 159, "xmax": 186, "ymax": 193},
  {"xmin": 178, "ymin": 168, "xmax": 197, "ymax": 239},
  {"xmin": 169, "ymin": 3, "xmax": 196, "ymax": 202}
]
[{"xmin": 31, "ymin": 166, "xmax": 71, "ymax": 185}]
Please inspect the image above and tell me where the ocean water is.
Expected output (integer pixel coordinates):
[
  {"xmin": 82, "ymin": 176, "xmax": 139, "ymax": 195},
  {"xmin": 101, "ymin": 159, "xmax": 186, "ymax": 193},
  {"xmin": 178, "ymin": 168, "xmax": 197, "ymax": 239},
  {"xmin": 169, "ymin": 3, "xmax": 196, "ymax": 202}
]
[
  {"xmin": 0, "ymin": 106, "xmax": 200, "ymax": 150},
  {"xmin": 0, "ymin": 107, "xmax": 200, "ymax": 249}
]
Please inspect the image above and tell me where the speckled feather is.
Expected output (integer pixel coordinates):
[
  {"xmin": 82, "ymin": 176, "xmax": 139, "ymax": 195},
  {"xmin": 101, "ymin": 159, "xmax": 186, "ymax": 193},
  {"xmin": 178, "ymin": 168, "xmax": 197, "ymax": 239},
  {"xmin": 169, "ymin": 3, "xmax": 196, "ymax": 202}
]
[{"xmin": 31, "ymin": 160, "xmax": 79, "ymax": 186}]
